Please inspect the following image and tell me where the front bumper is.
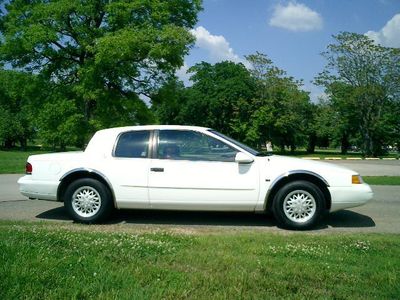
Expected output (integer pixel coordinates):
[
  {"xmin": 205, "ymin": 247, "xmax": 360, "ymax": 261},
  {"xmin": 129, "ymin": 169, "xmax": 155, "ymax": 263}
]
[
  {"xmin": 18, "ymin": 175, "xmax": 59, "ymax": 201},
  {"xmin": 329, "ymin": 183, "xmax": 373, "ymax": 212}
]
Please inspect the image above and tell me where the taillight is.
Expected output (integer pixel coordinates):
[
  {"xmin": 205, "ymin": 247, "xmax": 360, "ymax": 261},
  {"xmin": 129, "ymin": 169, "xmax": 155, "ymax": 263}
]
[{"xmin": 26, "ymin": 162, "xmax": 32, "ymax": 175}]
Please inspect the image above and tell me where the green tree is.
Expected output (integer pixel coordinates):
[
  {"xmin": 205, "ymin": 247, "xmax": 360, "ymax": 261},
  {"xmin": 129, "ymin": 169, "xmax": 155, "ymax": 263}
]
[
  {"xmin": 152, "ymin": 61, "xmax": 256, "ymax": 141},
  {"xmin": 0, "ymin": 70, "xmax": 41, "ymax": 149},
  {"xmin": 303, "ymin": 102, "xmax": 319, "ymax": 154},
  {"xmin": 246, "ymin": 52, "xmax": 312, "ymax": 151},
  {"xmin": 153, "ymin": 56, "xmax": 314, "ymax": 152},
  {"xmin": 1, "ymin": 0, "xmax": 201, "ymax": 142},
  {"xmin": 314, "ymin": 83, "xmax": 360, "ymax": 154},
  {"xmin": 186, "ymin": 61, "xmax": 256, "ymax": 139},
  {"xmin": 385, "ymin": 101, "xmax": 400, "ymax": 152},
  {"xmin": 151, "ymin": 78, "xmax": 189, "ymax": 125},
  {"xmin": 315, "ymin": 32, "xmax": 400, "ymax": 156},
  {"xmin": 36, "ymin": 99, "xmax": 85, "ymax": 151}
]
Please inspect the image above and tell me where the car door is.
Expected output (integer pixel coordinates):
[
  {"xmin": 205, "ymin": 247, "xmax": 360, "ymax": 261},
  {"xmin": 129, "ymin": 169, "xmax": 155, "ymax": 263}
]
[
  {"xmin": 104, "ymin": 130, "xmax": 152, "ymax": 209},
  {"xmin": 148, "ymin": 129, "xmax": 259, "ymax": 211}
]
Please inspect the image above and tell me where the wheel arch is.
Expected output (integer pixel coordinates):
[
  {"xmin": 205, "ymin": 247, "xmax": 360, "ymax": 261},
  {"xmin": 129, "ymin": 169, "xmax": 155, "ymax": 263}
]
[
  {"xmin": 265, "ymin": 170, "xmax": 331, "ymax": 213},
  {"xmin": 57, "ymin": 168, "xmax": 116, "ymax": 207}
]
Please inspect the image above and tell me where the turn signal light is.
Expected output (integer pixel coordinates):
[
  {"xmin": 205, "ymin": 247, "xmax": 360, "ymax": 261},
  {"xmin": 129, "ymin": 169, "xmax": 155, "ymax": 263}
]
[
  {"xmin": 26, "ymin": 162, "xmax": 32, "ymax": 175},
  {"xmin": 352, "ymin": 175, "xmax": 362, "ymax": 184}
]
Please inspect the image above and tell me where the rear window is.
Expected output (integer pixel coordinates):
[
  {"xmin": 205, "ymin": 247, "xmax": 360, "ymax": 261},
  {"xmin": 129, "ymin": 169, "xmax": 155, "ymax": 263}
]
[{"xmin": 114, "ymin": 131, "xmax": 150, "ymax": 158}]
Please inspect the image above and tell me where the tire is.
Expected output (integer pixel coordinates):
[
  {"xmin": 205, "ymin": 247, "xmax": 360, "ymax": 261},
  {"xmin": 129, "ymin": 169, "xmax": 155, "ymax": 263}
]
[
  {"xmin": 272, "ymin": 180, "xmax": 325, "ymax": 230},
  {"xmin": 64, "ymin": 178, "xmax": 113, "ymax": 223}
]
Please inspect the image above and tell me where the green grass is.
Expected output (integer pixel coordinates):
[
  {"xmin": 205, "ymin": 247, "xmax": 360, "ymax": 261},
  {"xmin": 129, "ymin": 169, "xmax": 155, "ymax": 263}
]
[
  {"xmin": 0, "ymin": 145, "xmax": 80, "ymax": 174},
  {"xmin": 0, "ymin": 149, "xmax": 49, "ymax": 174},
  {"xmin": 363, "ymin": 176, "xmax": 400, "ymax": 185},
  {"xmin": 1, "ymin": 221, "xmax": 399, "ymax": 299}
]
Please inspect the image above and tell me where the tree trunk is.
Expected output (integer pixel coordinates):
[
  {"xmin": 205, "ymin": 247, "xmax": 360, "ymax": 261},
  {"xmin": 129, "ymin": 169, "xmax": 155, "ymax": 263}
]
[
  {"xmin": 60, "ymin": 142, "xmax": 66, "ymax": 152},
  {"xmin": 362, "ymin": 131, "xmax": 373, "ymax": 157},
  {"xmin": 279, "ymin": 143, "xmax": 285, "ymax": 153},
  {"xmin": 307, "ymin": 134, "xmax": 316, "ymax": 154},
  {"xmin": 19, "ymin": 138, "xmax": 27, "ymax": 151},
  {"xmin": 372, "ymin": 137, "xmax": 384, "ymax": 157},
  {"xmin": 340, "ymin": 134, "xmax": 349, "ymax": 155},
  {"xmin": 4, "ymin": 138, "xmax": 13, "ymax": 149}
]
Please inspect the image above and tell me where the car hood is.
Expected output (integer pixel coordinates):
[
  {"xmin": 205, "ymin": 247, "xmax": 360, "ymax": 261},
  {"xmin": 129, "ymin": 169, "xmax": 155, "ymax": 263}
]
[{"xmin": 263, "ymin": 155, "xmax": 357, "ymax": 187}]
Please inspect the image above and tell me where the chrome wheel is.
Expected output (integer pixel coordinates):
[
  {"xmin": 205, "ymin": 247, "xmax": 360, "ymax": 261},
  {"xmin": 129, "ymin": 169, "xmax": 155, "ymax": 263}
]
[
  {"xmin": 71, "ymin": 186, "xmax": 101, "ymax": 218},
  {"xmin": 283, "ymin": 190, "xmax": 316, "ymax": 223}
]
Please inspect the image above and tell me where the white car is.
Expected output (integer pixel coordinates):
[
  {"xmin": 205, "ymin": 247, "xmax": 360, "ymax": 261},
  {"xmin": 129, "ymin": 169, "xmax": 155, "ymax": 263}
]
[{"xmin": 18, "ymin": 125, "xmax": 373, "ymax": 229}]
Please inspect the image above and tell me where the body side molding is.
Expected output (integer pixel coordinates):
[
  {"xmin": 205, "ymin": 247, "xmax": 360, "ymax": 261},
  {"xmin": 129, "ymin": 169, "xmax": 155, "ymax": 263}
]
[
  {"xmin": 269, "ymin": 170, "xmax": 329, "ymax": 189},
  {"xmin": 264, "ymin": 170, "xmax": 330, "ymax": 209},
  {"xmin": 58, "ymin": 168, "xmax": 117, "ymax": 206}
]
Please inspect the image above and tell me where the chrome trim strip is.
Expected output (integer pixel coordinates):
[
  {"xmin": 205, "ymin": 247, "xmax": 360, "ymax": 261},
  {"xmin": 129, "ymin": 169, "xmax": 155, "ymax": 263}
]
[
  {"xmin": 150, "ymin": 129, "xmax": 158, "ymax": 159},
  {"xmin": 264, "ymin": 170, "xmax": 329, "ymax": 208},
  {"xmin": 59, "ymin": 168, "xmax": 117, "ymax": 207},
  {"xmin": 122, "ymin": 185, "xmax": 255, "ymax": 191},
  {"xmin": 270, "ymin": 170, "xmax": 329, "ymax": 188}
]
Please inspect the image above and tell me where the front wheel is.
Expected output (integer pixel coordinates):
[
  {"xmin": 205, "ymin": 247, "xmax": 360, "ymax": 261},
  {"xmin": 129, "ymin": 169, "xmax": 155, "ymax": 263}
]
[
  {"xmin": 273, "ymin": 180, "xmax": 325, "ymax": 230},
  {"xmin": 64, "ymin": 178, "xmax": 113, "ymax": 223}
]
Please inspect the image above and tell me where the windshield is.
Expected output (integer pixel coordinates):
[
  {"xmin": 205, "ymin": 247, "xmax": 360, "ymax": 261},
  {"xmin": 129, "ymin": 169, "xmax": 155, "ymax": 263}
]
[{"xmin": 208, "ymin": 130, "xmax": 260, "ymax": 156}]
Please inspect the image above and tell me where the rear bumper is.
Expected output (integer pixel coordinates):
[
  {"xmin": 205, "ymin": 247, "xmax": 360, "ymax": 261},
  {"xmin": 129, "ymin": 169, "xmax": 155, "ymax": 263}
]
[
  {"xmin": 18, "ymin": 175, "xmax": 59, "ymax": 201},
  {"xmin": 329, "ymin": 183, "xmax": 373, "ymax": 212}
]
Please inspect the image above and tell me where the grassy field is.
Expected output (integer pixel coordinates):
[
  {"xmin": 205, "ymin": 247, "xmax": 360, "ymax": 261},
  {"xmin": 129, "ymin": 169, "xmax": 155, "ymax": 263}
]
[
  {"xmin": 0, "ymin": 149, "xmax": 50, "ymax": 174},
  {"xmin": 363, "ymin": 176, "xmax": 400, "ymax": 186},
  {"xmin": 0, "ymin": 147, "xmax": 79, "ymax": 174},
  {"xmin": 1, "ymin": 221, "xmax": 399, "ymax": 299}
]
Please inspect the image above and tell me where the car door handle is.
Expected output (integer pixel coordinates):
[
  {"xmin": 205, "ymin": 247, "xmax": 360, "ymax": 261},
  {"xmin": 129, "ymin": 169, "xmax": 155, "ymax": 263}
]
[{"xmin": 150, "ymin": 167, "xmax": 164, "ymax": 172}]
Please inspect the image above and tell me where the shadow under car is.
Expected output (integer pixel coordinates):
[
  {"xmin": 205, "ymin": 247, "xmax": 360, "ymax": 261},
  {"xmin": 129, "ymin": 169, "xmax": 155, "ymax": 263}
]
[{"xmin": 36, "ymin": 207, "xmax": 376, "ymax": 230}]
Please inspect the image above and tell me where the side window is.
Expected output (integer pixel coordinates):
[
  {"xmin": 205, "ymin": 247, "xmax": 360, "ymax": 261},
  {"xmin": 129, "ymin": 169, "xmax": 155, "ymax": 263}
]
[
  {"xmin": 114, "ymin": 131, "xmax": 150, "ymax": 158},
  {"xmin": 158, "ymin": 130, "xmax": 239, "ymax": 162}
]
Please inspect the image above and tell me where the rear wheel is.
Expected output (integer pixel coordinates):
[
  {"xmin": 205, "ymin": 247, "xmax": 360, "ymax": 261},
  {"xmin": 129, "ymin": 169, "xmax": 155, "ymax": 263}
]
[
  {"xmin": 273, "ymin": 180, "xmax": 325, "ymax": 230},
  {"xmin": 64, "ymin": 178, "xmax": 113, "ymax": 223}
]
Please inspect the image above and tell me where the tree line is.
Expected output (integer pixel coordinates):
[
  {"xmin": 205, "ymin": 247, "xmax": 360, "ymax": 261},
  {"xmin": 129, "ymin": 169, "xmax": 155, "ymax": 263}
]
[{"xmin": 0, "ymin": 1, "xmax": 399, "ymax": 156}]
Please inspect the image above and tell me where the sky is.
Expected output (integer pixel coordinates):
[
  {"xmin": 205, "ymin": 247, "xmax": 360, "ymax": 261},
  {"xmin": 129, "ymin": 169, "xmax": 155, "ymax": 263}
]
[{"xmin": 178, "ymin": 0, "xmax": 400, "ymax": 102}]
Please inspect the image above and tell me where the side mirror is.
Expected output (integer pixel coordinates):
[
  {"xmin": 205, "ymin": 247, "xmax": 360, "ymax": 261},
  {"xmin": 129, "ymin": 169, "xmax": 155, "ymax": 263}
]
[{"xmin": 235, "ymin": 152, "xmax": 254, "ymax": 164}]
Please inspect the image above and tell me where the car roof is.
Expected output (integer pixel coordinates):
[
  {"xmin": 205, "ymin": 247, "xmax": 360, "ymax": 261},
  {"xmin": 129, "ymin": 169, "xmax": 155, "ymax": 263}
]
[
  {"xmin": 96, "ymin": 125, "xmax": 211, "ymax": 134},
  {"xmin": 85, "ymin": 125, "xmax": 213, "ymax": 154}
]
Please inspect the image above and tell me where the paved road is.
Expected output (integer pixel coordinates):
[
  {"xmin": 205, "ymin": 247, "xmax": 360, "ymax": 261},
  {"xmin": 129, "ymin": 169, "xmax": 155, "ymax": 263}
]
[{"xmin": 1, "ymin": 160, "xmax": 399, "ymax": 233}]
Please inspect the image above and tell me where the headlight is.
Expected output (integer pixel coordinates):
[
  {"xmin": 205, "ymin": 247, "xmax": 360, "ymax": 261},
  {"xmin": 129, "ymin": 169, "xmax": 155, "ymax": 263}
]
[{"xmin": 352, "ymin": 175, "xmax": 363, "ymax": 184}]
